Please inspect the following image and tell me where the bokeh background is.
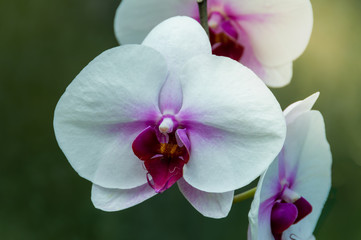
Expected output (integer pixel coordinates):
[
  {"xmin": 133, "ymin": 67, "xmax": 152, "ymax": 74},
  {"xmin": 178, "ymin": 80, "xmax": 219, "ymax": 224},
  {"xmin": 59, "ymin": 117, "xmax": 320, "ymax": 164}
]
[{"xmin": 1, "ymin": 0, "xmax": 360, "ymax": 239}]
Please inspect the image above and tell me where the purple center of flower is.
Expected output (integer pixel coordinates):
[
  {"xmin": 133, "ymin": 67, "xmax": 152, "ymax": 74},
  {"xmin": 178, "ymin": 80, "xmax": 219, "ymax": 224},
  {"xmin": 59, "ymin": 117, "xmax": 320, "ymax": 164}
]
[
  {"xmin": 208, "ymin": 11, "xmax": 244, "ymax": 61},
  {"xmin": 132, "ymin": 117, "xmax": 191, "ymax": 193},
  {"xmin": 271, "ymin": 187, "xmax": 313, "ymax": 240}
]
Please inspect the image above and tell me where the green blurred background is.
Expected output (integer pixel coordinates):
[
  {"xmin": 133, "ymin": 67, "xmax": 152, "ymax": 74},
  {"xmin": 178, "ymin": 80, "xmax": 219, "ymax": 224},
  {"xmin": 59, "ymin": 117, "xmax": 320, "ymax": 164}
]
[{"xmin": 1, "ymin": 0, "xmax": 360, "ymax": 239}]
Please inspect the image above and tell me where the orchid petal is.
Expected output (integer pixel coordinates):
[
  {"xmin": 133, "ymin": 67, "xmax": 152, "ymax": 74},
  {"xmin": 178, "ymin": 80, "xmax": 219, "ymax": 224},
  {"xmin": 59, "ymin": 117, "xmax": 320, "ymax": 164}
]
[
  {"xmin": 283, "ymin": 111, "xmax": 331, "ymax": 239},
  {"xmin": 259, "ymin": 63, "xmax": 293, "ymax": 88},
  {"xmin": 114, "ymin": 0, "xmax": 195, "ymax": 45},
  {"xmin": 54, "ymin": 45, "xmax": 167, "ymax": 189},
  {"xmin": 248, "ymin": 155, "xmax": 281, "ymax": 240},
  {"xmin": 284, "ymin": 92, "xmax": 320, "ymax": 125},
  {"xmin": 236, "ymin": 0, "xmax": 313, "ymax": 66},
  {"xmin": 142, "ymin": 16, "xmax": 212, "ymax": 114},
  {"xmin": 228, "ymin": 26, "xmax": 292, "ymax": 87},
  {"xmin": 177, "ymin": 178, "xmax": 233, "ymax": 219},
  {"xmin": 178, "ymin": 54, "xmax": 286, "ymax": 193},
  {"xmin": 91, "ymin": 183, "xmax": 157, "ymax": 211}
]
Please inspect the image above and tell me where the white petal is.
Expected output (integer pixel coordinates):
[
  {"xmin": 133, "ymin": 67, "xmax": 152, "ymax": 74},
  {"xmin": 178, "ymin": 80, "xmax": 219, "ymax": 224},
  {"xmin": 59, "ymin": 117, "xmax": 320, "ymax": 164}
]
[
  {"xmin": 284, "ymin": 92, "xmax": 319, "ymax": 125},
  {"xmin": 142, "ymin": 16, "xmax": 212, "ymax": 113},
  {"xmin": 238, "ymin": 0, "xmax": 313, "ymax": 66},
  {"xmin": 178, "ymin": 55, "xmax": 286, "ymax": 192},
  {"xmin": 177, "ymin": 178, "xmax": 233, "ymax": 219},
  {"xmin": 91, "ymin": 183, "xmax": 157, "ymax": 211},
  {"xmin": 259, "ymin": 63, "xmax": 293, "ymax": 88},
  {"xmin": 235, "ymin": 28, "xmax": 292, "ymax": 87},
  {"xmin": 114, "ymin": 0, "xmax": 195, "ymax": 44},
  {"xmin": 132, "ymin": 16, "xmax": 211, "ymax": 113},
  {"xmin": 248, "ymin": 157, "xmax": 280, "ymax": 240},
  {"xmin": 283, "ymin": 111, "xmax": 331, "ymax": 239},
  {"xmin": 142, "ymin": 16, "xmax": 211, "ymax": 76},
  {"xmin": 54, "ymin": 45, "xmax": 168, "ymax": 189}
]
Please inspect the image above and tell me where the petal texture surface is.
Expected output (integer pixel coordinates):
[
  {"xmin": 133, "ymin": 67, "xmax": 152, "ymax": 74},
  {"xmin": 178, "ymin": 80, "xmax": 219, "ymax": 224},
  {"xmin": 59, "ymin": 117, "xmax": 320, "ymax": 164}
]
[
  {"xmin": 284, "ymin": 92, "xmax": 319, "ymax": 125},
  {"xmin": 237, "ymin": 0, "xmax": 313, "ymax": 66},
  {"xmin": 259, "ymin": 63, "xmax": 293, "ymax": 88},
  {"xmin": 177, "ymin": 178, "xmax": 233, "ymax": 219},
  {"xmin": 283, "ymin": 111, "xmax": 331, "ymax": 239},
  {"xmin": 91, "ymin": 183, "xmax": 157, "ymax": 211},
  {"xmin": 142, "ymin": 16, "xmax": 212, "ymax": 113},
  {"xmin": 178, "ymin": 55, "xmax": 286, "ymax": 192},
  {"xmin": 248, "ymin": 156, "xmax": 280, "ymax": 240},
  {"xmin": 54, "ymin": 45, "xmax": 168, "ymax": 189}
]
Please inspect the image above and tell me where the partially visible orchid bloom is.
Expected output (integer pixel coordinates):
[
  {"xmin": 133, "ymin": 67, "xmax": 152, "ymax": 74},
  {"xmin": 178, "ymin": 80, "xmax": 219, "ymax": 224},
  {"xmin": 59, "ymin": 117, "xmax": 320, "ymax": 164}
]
[
  {"xmin": 114, "ymin": 0, "xmax": 313, "ymax": 87},
  {"xmin": 248, "ymin": 93, "xmax": 332, "ymax": 239},
  {"xmin": 54, "ymin": 17, "xmax": 286, "ymax": 218}
]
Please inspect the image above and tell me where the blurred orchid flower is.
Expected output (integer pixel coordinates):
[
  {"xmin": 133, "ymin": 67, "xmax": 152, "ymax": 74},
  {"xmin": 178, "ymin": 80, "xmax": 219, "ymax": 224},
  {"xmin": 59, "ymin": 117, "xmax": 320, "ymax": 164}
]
[
  {"xmin": 54, "ymin": 17, "xmax": 286, "ymax": 218},
  {"xmin": 248, "ymin": 93, "xmax": 332, "ymax": 239},
  {"xmin": 114, "ymin": 0, "xmax": 313, "ymax": 87}
]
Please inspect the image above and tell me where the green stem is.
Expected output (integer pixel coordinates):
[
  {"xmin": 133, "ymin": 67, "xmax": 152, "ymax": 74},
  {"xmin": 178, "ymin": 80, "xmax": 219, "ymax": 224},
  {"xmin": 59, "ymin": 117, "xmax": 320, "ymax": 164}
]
[
  {"xmin": 233, "ymin": 187, "xmax": 257, "ymax": 203},
  {"xmin": 197, "ymin": 0, "xmax": 209, "ymax": 37}
]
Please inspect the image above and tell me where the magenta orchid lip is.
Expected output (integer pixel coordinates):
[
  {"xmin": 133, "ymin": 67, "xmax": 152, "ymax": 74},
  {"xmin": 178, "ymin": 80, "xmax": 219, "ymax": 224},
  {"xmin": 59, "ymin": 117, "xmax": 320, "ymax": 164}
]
[{"xmin": 132, "ymin": 123, "xmax": 190, "ymax": 193}]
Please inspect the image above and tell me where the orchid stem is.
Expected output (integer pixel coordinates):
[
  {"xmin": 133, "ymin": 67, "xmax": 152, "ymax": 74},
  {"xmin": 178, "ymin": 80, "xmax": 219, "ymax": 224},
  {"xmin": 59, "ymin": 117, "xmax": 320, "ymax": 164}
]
[
  {"xmin": 197, "ymin": 0, "xmax": 209, "ymax": 37},
  {"xmin": 233, "ymin": 187, "xmax": 257, "ymax": 203}
]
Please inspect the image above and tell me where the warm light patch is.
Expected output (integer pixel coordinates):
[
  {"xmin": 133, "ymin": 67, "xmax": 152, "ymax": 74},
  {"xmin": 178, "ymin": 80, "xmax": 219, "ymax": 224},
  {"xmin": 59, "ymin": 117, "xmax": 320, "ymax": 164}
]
[{"xmin": 159, "ymin": 143, "xmax": 183, "ymax": 157}]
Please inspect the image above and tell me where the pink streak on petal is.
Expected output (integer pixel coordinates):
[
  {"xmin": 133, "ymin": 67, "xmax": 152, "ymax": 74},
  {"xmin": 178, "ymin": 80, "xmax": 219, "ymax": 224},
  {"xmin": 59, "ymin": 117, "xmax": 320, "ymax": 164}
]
[
  {"xmin": 221, "ymin": 20, "xmax": 238, "ymax": 39},
  {"xmin": 258, "ymin": 197, "xmax": 277, "ymax": 239},
  {"xmin": 293, "ymin": 196, "xmax": 313, "ymax": 224},
  {"xmin": 223, "ymin": 6, "xmax": 272, "ymax": 81},
  {"xmin": 278, "ymin": 148, "xmax": 298, "ymax": 189},
  {"xmin": 175, "ymin": 128, "xmax": 191, "ymax": 162},
  {"xmin": 176, "ymin": 111, "xmax": 228, "ymax": 138},
  {"xmin": 271, "ymin": 202, "xmax": 298, "ymax": 237},
  {"xmin": 132, "ymin": 126, "xmax": 160, "ymax": 161},
  {"xmin": 145, "ymin": 156, "xmax": 184, "ymax": 193},
  {"xmin": 108, "ymin": 121, "xmax": 149, "ymax": 135},
  {"xmin": 278, "ymin": 148, "xmax": 288, "ymax": 184},
  {"xmin": 107, "ymin": 108, "xmax": 162, "ymax": 135},
  {"xmin": 224, "ymin": 2, "xmax": 270, "ymax": 23},
  {"xmin": 234, "ymin": 24, "xmax": 265, "ymax": 78}
]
